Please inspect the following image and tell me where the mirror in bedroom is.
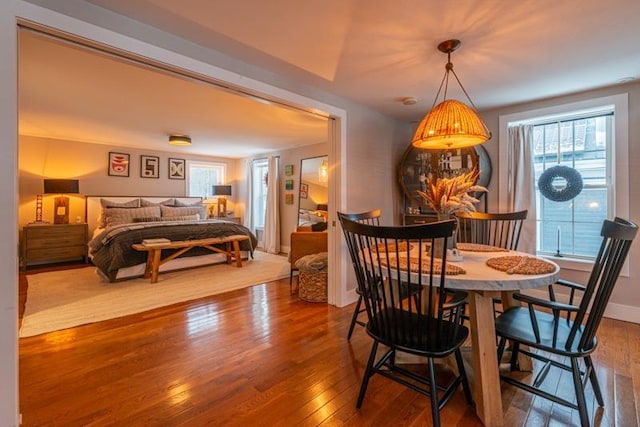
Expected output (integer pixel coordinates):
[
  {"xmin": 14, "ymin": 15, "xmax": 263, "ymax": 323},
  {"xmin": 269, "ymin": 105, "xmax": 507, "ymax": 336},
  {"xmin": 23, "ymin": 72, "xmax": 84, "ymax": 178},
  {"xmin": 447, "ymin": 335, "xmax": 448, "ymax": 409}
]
[{"xmin": 298, "ymin": 155, "xmax": 329, "ymax": 230}]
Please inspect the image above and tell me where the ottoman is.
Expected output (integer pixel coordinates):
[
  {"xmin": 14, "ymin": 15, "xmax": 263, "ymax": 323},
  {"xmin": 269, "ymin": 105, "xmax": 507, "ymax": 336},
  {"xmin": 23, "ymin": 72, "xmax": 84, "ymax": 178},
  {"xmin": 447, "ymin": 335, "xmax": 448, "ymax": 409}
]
[{"xmin": 295, "ymin": 252, "xmax": 328, "ymax": 302}]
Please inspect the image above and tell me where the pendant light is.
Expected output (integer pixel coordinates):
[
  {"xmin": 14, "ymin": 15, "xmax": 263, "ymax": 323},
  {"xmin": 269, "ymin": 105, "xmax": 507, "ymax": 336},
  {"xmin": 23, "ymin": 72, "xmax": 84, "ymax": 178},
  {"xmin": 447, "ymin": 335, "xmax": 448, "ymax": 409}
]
[{"xmin": 412, "ymin": 39, "xmax": 491, "ymax": 149}]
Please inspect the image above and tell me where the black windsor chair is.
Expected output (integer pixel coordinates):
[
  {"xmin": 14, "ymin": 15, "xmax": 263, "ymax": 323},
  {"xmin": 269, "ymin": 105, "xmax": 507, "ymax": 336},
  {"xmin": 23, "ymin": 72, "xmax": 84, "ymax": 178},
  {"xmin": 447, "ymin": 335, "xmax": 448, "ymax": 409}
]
[
  {"xmin": 494, "ymin": 217, "xmax": 637, "ymax": 427},
  {"xmin": 338, "ymin": 212, "xmax": 472, "ymax": 427}
]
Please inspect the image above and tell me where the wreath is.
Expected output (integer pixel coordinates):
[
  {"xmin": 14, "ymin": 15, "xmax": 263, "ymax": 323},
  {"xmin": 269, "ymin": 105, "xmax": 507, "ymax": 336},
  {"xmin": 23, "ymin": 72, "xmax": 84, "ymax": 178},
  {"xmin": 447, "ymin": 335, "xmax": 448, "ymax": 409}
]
[{"xmin": 537, "ymin": 165, "xmax": 583, "ymax": 202}]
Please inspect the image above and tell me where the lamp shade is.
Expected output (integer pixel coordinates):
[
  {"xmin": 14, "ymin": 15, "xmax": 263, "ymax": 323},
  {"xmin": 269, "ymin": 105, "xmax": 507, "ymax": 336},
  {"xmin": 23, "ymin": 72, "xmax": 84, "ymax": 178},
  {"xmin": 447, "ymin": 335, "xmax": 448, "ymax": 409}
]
[
  {"xmin": 212, "ymin": 185, "xmax": 232, "ymax": 196},
  {"xmin": 412, "ymin": 100, "xmax": 491, "ymax": 149},
  {"xmin": 43, "ymin": 179, "xmax": 79, "ymax": 194}
]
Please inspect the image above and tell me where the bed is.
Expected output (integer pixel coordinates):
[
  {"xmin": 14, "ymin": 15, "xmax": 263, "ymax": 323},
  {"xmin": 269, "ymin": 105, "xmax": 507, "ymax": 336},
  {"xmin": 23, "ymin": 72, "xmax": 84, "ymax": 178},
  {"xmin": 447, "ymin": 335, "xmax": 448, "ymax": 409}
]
[{"xmin": 86, "ymin": 196, "xmax": 257, "ymax": 282}]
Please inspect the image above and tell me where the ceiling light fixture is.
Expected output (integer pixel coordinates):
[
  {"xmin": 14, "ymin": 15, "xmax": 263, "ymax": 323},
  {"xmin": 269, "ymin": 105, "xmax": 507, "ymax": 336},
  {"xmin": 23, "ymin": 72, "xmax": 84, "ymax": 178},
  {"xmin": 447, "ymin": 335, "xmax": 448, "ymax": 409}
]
[
  {"xmin": 412, "ymin": 39, "xmax": 491, "ymax": 149},
  {"xmin": 168, "ymin": 134, "xmax": 192, "ymax": 146}
]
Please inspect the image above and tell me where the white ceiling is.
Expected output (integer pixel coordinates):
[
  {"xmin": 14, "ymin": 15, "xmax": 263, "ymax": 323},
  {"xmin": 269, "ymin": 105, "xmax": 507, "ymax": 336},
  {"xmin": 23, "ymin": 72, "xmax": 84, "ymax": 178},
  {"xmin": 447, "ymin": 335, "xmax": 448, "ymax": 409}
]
[{"xmin": 19, "ymin": 0, "xmax": 640, "ymax": 157}]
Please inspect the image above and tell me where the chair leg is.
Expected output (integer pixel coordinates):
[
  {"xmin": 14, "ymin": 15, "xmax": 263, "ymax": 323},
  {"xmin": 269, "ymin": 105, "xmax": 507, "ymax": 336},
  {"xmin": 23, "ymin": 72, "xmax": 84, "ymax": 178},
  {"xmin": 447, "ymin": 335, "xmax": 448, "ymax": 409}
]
[
  {"xmin": 347, "ymin": 295, "xmax": 363, "ymax": 340},
  {"xmin": 585, "ymin": 356, "xmax": 604, "ymax": 407},
  {"xmin": 571, "ymin": 357, "xmax": 590, "ymax": 427},
  {"xmin": 427, "ymin": 357, "xmax": 441, "ymax": 427},
  {"xmin": 455, "ymin": 349, "xmax": 473, "ymax": 404},
  {"xmin": 497, "ymin": 336, "xmax": 507, "ymax": 363},
  {"xmin": 509, "ymin": 342, "xmax": 520, "ymax": 371},
  {"xmin": 356, "ymin": 340, "xmax": 379, "ymax": 409}
]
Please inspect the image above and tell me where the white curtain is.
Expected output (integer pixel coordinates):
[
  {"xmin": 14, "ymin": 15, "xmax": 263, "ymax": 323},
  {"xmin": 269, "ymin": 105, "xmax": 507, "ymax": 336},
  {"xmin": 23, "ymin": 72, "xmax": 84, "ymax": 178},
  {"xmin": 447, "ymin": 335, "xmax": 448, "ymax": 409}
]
[
  {"xmin": 263, "ymin": 156, "xmax": 280, "ymax": 254},
  {"xmin": 507, "ymin": 124, "xmax": 536, "ymax": 254},
  {"xmin": 243, "ymin": 159, "xmax": 253, "ymax": 231}
]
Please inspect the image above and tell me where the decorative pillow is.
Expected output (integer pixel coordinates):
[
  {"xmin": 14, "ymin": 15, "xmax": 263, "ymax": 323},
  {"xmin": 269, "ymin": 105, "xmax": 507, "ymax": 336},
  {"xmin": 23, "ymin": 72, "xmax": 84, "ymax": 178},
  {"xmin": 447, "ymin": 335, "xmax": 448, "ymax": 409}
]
[
  {"xmin": 140, "ymin": 198, "xmax": 175, "ymax": 207},
  {"xmin": 100, "ymin": 198, "xmax": 140, "ymax": 209},
  {"xmin": 173, "ymin": 199, "xmax": 203, "ymax": 207},
  {"xmin": 98, "ymin": 198, "xmax": 140, "ymax": 227},
  {"xmin": 160, "ymin": 214, "xmax": 200, "ymax": 222},
  {"xmin": 104, "ymin": 206, "xmax": 162, "ymax": 227},
  {"xmin": 160, "ymin": 205, "xmax": 207, "ymax": 220},
  {"xmin": 132, "ymin": 216, "xmax": 162, "ymax": 223}
]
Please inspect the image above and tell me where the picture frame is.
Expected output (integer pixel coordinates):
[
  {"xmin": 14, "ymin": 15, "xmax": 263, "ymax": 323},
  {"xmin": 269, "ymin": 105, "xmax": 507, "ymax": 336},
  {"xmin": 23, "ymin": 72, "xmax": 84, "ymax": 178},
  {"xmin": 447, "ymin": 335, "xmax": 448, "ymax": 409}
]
[
  {"xmin": 285, "ymin": 179, "xmax": 294, "ymax": 190},
  {"xmin": 285, "ymin": 164, "xmax": 294, "ymax": 176},
  {"xmin": 300, "ymin": 183, "xmax": 309, "ymax": 199},
  {"xmin": 285, "ymin": 194, "xmax": 294, "ymax": 205},
  {"xmin": 168, "ymin": 158, "xmax": 185, "ymax": 180},
  {"xmin": 140, "ymin": 155, "xmax": 160, "ymax": 178},
  {"xmin": 108, "ymin": 152, "xmax": 130, "ymax": 177}
]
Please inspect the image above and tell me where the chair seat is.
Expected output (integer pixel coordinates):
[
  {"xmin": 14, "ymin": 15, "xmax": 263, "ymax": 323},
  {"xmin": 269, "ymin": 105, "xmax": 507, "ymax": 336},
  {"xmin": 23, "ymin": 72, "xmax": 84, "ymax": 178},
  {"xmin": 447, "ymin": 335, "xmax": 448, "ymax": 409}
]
[
  {"xmin": 495, "ymin": 307, "xmax": 596, "ymax": 357},
  {"xmin": 367, "ymin": 307, "xmax": 469, "ymax": 357}
]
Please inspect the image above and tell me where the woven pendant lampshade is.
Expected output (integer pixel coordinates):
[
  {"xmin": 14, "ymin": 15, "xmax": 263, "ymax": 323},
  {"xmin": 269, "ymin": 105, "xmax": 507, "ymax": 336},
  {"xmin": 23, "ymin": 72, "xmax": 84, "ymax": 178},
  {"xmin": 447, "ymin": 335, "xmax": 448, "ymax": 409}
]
[{"xmin": 412, "ymin": 40, "xmax": 491, "ymax": 149}]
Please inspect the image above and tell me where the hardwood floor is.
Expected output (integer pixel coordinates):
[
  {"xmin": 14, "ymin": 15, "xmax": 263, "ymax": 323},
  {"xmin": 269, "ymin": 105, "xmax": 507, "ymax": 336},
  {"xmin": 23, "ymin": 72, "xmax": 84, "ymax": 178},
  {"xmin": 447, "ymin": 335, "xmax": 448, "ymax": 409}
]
[{"xmin": 19, "ymin": 265, "xmax": 640, "ymax": 426}]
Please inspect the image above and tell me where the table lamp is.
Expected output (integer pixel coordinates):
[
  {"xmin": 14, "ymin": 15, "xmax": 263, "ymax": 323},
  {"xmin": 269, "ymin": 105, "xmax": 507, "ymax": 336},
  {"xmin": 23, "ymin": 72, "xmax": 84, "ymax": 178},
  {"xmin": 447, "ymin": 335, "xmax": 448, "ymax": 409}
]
[
  {"xmin": 212, "ymin": 185, "xmax": 232, "ymax": 217},
  {"xmin": 44, "ymin": 179, "xmax": 80, "ymax": 224}
]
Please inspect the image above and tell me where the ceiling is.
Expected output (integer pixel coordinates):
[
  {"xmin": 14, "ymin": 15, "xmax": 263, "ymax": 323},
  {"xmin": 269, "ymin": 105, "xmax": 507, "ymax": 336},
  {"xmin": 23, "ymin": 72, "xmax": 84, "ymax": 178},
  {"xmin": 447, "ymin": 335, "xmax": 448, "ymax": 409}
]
[{"xmin": 20, "ymin": 0, "xmax": 640, "ymax": 157}]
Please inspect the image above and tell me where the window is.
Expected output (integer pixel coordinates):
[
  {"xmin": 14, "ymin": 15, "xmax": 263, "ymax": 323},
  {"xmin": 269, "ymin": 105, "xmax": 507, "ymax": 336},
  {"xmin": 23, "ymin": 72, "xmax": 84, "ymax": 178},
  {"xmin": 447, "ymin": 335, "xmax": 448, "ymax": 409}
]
[
  {"xmin": 252, "ymin": 159, "xmax": 268, "ymax": 230},
  {"xmin": 533, "ymin": 114, "xmax": 611, "ymax": 259},
  {"xmin": 186, "ymin": 161, "xmax": 226, "ymax": 198},
  {"xmin": 499, "ymin": 93, "xmax": 629, "ymax": 271}
]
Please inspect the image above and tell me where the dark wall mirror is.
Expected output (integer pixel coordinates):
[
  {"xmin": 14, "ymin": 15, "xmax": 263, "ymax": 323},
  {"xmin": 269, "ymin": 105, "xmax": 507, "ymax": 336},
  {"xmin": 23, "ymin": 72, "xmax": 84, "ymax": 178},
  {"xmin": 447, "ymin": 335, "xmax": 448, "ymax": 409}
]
[
  {"xmin": 399, "ymin": 145, "xmax": 492, "ymax": 209},
  {"xmin": 298, "ymin": 155, "xmax": 329, "ymax": 229}
]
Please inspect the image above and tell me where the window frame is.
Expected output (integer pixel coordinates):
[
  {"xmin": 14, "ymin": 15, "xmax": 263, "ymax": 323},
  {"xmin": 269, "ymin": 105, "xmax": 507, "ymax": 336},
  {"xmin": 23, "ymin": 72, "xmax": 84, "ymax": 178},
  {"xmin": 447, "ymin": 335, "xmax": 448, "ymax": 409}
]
[
  {"xmin": 498, "ymin": 93, "xmax": 629, "ymax": 274},
  {"xmin": 185, "ymin": 160, "xmax": 227, "ymax": 199}
]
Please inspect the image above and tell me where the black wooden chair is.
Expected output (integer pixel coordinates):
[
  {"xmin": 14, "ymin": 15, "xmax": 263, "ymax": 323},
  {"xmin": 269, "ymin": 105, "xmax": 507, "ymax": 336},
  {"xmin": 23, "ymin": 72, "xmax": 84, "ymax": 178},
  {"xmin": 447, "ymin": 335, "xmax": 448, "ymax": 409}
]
[
  {"xmin": 341, "ymin": 209, "xmax": 382, "ymax": 340},
  {"xmin": 456, "ymin": 210, "xmax": 528, "ymax": 316},
  {"xmin": 455, "ymin": 210, "xmax": 528, "ymax": 251},
  {"xmin": 338, "ymin": 212, "xmax": 472, "ymax": 427},
  {"xmin": 495, "ymin": 217, "xmax": 637, "ymax": 427}
]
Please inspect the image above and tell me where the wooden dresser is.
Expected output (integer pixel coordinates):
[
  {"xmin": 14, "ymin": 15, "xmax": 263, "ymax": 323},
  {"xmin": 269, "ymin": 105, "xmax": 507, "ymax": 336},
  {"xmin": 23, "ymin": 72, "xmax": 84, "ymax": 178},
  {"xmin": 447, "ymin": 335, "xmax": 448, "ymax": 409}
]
[{"xmin": 22, "ymin": 223, "xmax": 88, "ymax": 269}]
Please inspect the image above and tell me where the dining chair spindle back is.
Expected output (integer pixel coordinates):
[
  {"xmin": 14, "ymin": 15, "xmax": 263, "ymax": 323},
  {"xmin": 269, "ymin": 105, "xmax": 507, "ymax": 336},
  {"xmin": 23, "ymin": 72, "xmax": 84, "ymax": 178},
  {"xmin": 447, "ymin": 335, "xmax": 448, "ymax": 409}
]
[{"xmin": 338, "ymin": 212, "xmax": 472, "ymax": 427}]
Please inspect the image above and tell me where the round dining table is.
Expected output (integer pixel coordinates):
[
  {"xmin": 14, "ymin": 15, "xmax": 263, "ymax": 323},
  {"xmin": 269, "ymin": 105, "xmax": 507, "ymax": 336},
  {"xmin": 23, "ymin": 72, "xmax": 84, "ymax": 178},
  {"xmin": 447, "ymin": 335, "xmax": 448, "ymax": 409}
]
[{"xmin": 438, "ymin": 245, "xmax": 560, "ymax": 427}]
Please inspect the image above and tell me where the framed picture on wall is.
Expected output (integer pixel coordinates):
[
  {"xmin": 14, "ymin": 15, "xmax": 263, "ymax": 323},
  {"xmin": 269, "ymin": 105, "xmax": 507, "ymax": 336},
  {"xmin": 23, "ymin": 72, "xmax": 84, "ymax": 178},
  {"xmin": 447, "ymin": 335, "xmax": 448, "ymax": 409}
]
[
  {"xmin": 285, "ymin": 179, "xmax": 294, "ymax": 190},
  {"xmin": 168, "ymin": 158, "xmax": 185, "ymax": 180},
  {"xmin": 285, "ymin": 193, "xmax": 294, "ymax": 204},
  {"xmin": 108, "ymin": 152, "xmax": 130, "ymax": 177},
  {"xmin": 285, "ymin": 164, "xmax": 294, "ymax": 176},
  {"xmin": 140, "ymin": 155, "xmax": 160, "ymax": 178},
  {"xmin": 300, "ymin": 183, "xmax": 308, "ymax": 199}
]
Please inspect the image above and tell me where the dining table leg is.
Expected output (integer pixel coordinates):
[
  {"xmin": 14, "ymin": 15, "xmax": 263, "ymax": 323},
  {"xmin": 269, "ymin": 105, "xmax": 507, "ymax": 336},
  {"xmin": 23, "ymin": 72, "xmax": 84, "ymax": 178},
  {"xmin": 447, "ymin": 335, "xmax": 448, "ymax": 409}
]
[{"xmin": 468, "ymin": 290, "xmax": 504, "ymax": 427}]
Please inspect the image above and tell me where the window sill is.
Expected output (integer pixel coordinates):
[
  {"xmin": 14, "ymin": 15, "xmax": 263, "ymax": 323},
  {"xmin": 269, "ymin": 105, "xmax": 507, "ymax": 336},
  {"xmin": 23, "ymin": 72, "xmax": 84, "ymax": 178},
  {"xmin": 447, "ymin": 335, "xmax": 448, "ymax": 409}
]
[{"xmin": 540, "ymin": 254, "xmax": 593, "ymax": 273}]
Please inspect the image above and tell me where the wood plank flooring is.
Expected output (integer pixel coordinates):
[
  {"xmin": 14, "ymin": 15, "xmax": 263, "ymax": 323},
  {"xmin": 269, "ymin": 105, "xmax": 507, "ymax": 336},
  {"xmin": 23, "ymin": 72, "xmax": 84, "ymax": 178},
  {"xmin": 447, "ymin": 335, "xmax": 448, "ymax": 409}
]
[{"xmin": 19, "ymin": 265, "xmax": 640, "ymax": 426}]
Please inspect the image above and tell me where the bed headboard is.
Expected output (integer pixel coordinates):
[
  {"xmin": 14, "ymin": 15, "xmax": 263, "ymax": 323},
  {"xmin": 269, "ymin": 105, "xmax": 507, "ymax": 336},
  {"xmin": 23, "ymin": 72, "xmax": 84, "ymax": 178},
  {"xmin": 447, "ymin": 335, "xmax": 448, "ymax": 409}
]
[{"xmin": 86, "ymin": 196, "xmax": 203, "ymax": 236}]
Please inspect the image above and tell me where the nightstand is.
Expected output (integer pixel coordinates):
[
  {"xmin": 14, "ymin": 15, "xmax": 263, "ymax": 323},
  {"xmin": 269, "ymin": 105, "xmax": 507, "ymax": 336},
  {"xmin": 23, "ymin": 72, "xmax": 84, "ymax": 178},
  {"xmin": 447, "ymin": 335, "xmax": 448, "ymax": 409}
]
[
  {"xmin": 22, "ymin": 223, "xmax": 88, "ymax": 269},
  {"xmin": 223, "ymin": 217, "xmax": 242, "ymax": 224}
]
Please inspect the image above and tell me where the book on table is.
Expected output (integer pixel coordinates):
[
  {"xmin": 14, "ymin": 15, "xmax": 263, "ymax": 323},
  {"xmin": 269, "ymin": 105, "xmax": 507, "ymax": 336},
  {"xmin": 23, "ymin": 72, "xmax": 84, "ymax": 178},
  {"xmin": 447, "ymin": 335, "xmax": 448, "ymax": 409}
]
[{"xmin": 142, "ymin": 238, "xmax": 170, "ymax": 246}]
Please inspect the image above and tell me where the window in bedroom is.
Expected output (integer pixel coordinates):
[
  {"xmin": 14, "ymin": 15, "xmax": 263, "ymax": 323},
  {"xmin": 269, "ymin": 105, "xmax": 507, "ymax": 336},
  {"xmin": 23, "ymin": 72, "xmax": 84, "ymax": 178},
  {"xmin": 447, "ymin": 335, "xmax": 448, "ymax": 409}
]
[
  {"xmin": 186, "ymin": 161, "xmax": 226, "ymax": 198},
  {"xmin": 252, "ymin": 158, "xmax": 269, "ymax": 231},
  {"xmin": 499, "ymin": 93, "xmax": 629, "ymax": 272}
]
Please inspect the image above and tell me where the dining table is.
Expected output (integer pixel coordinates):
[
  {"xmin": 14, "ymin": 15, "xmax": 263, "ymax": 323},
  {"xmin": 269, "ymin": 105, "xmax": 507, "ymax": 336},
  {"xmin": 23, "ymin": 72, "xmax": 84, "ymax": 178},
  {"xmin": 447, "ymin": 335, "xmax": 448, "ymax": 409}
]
[{"xmin": 397, "ymin": 243, "xmax": 560, "ymax": 427}]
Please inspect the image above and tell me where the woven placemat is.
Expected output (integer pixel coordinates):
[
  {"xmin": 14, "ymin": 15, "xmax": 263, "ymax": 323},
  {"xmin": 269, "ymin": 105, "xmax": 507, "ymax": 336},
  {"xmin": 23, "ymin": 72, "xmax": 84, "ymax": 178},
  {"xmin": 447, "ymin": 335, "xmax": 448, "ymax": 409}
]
[
  {"xmin": 486, "ymin": 255, "xmax": 556, "ymax": 275},
  {"xmin": 457, "ymin": 242, "xmax": 508, "ymax": 252},
  {"xmin": 375, "ymin": 242, "xmax": 414, "ymax": 252},
  {"xmin": 380, "ymin": 256, "xmax": 466, "ymax": 275}
]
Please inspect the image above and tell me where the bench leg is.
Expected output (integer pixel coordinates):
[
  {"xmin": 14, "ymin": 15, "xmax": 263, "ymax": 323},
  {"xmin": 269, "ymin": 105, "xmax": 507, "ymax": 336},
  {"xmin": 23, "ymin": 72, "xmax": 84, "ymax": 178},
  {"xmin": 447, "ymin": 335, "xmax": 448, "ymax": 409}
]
[
  {"xmin": 143, "ymin": 251, "xmax": 153, "ymax": 279},
  {"xmin": 233, "ymin": 240, "xmax": 242, "ymax": 267},
  {"xmin": 150, "ymin": 249, "xmax": 162, "ymax": 283}
]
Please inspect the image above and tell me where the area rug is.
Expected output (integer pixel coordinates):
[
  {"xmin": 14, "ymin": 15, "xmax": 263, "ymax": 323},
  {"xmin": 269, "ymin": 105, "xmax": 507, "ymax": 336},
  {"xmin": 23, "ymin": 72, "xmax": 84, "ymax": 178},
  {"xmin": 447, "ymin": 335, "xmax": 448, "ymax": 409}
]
[{"xmin": 20, "ymin": 251, "xmax": 290, "ymax": 337}]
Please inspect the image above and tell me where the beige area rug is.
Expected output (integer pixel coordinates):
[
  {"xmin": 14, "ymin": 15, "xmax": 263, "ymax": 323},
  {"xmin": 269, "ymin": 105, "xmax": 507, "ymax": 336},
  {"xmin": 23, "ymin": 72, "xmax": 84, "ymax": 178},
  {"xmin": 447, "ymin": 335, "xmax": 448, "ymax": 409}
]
[{"xmin": 21, "ymin": 251, "xmax": 290, "ymax": 337}]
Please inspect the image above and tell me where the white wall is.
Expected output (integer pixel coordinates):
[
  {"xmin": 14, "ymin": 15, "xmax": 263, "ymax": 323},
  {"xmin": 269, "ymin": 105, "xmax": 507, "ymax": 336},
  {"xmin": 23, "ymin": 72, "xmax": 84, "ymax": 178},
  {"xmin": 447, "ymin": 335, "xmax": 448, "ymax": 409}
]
[{"xmin": 0, "ymin": 1, "xmax": 19, "ymax": 424}]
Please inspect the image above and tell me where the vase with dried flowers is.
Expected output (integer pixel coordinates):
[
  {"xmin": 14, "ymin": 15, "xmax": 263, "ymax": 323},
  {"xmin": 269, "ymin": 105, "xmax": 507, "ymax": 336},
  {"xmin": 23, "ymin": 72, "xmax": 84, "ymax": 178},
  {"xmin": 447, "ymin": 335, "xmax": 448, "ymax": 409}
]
[{"xmin": 417, "ymin": 167, "xmax": 487, "ymax": 257}]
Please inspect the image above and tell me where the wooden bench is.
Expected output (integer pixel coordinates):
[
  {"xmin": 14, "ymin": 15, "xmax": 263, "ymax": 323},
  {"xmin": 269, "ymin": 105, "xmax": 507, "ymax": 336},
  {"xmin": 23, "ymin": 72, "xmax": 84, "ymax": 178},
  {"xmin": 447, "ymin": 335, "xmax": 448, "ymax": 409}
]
[{"xmin": 132, "ymin": 234, "xmax": 251, "ymax": 283}]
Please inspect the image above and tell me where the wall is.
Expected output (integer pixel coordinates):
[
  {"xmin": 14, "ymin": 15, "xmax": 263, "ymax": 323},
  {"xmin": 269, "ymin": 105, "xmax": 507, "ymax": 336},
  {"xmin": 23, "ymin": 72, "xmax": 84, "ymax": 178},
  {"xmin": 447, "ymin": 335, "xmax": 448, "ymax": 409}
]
[
  {"xmin": 19, "ymin": 136, "xmax": 239, "ymax": 229},
  {"xmin": 299, "ymin": 181, "xmax": 328, "ymax": 211}
]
